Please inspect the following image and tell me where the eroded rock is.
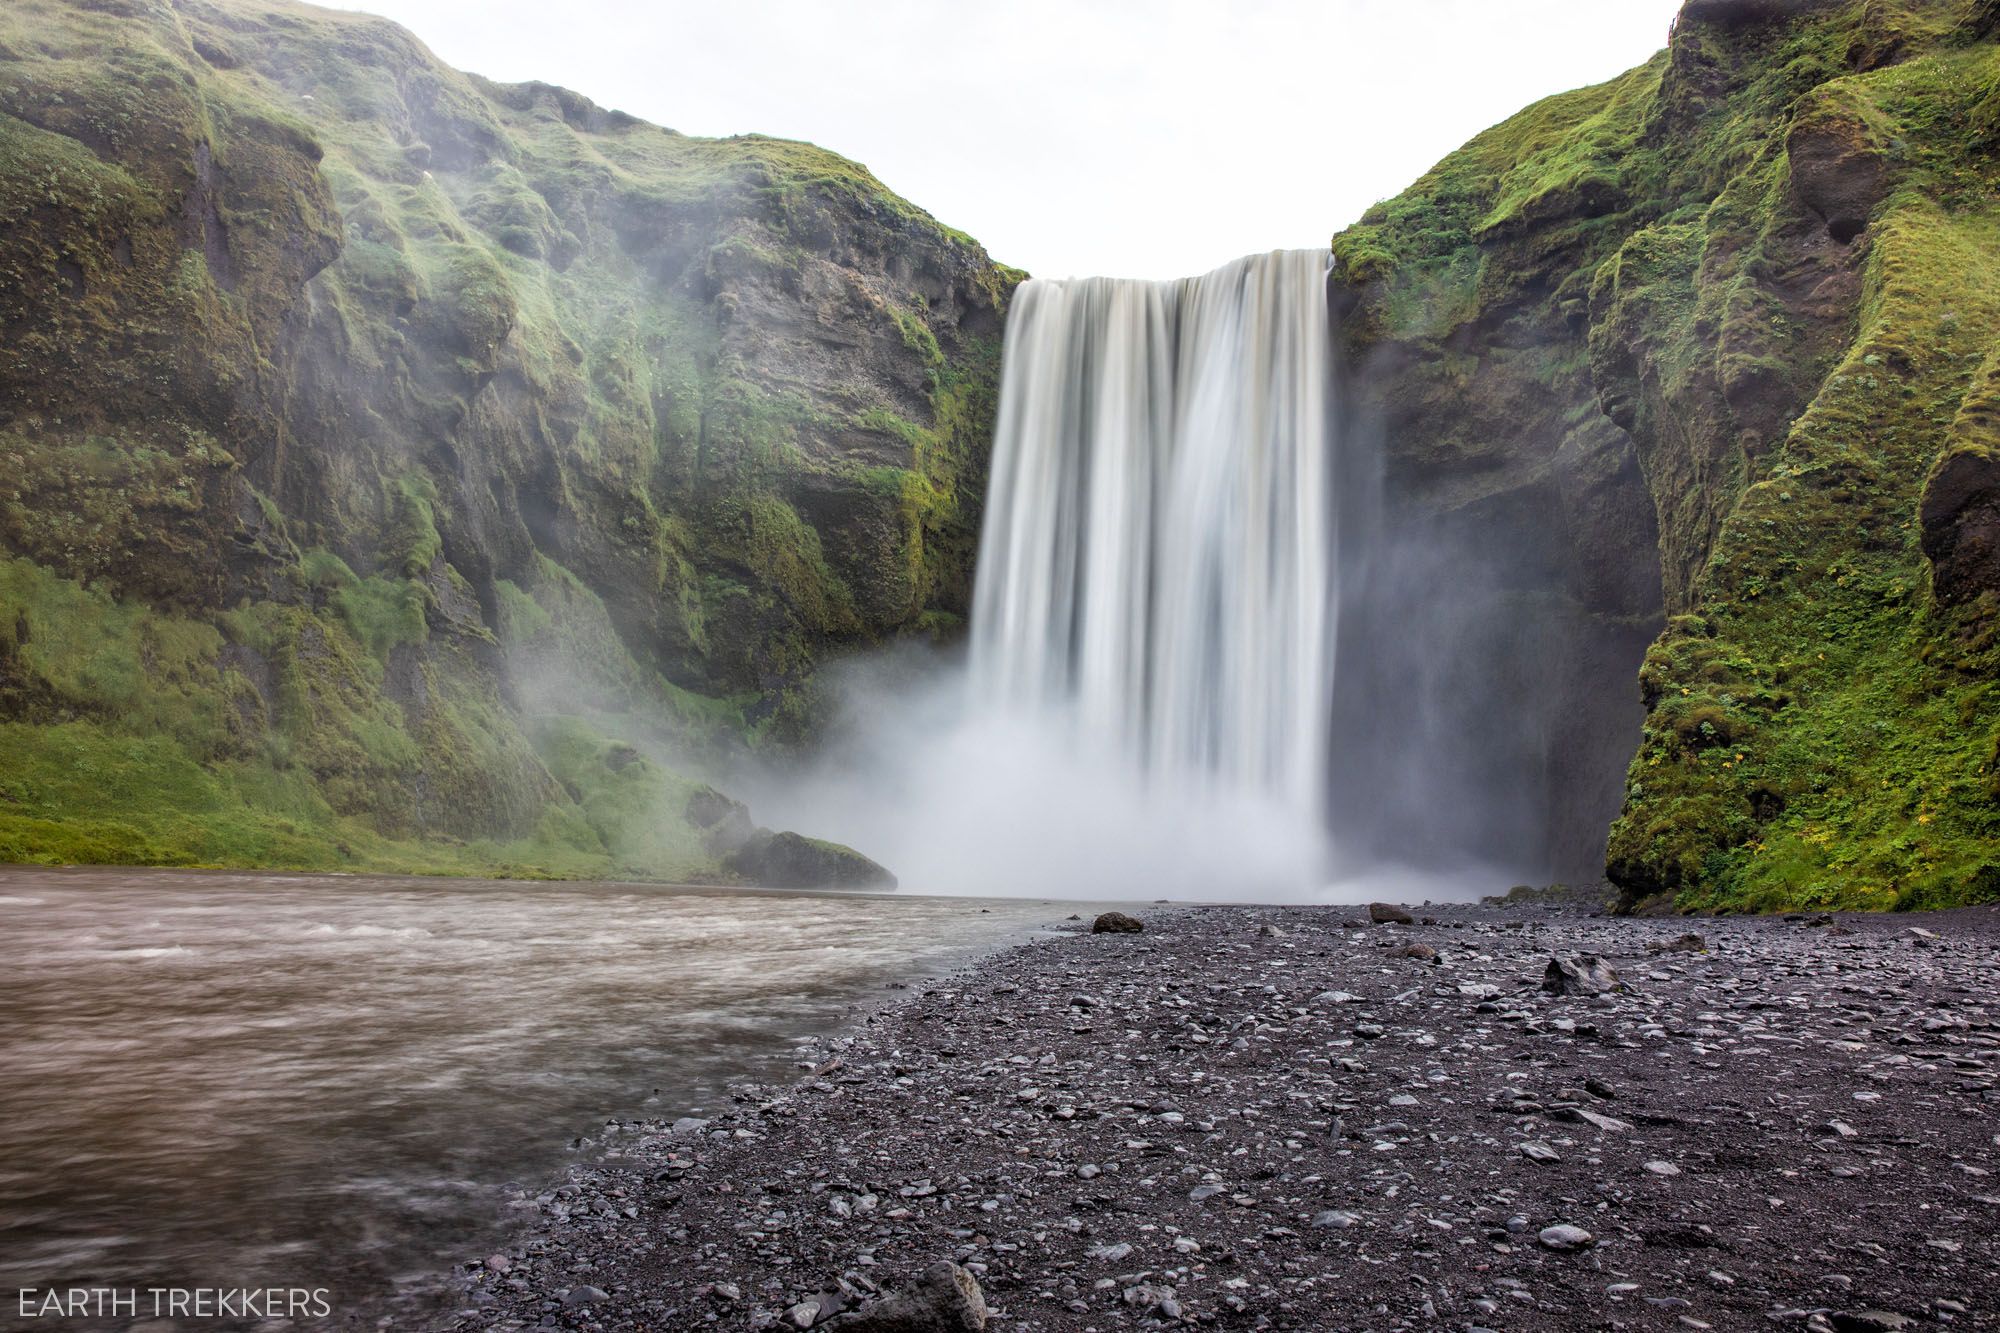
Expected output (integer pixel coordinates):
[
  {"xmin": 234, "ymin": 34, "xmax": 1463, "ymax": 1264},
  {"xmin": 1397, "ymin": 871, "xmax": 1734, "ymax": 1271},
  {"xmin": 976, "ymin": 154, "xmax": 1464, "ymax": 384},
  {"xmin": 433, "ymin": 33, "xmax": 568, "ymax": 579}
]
[
  {"xmin": 819, "ymin": 1262, "xmax": 988, "ymax": 1332},
  {"xmin": 725, "ymin": 831, "xmax": 897, "ymax": 890},
  {"xmin": 1542, "ymin": 954, "xmax": 1624, "ymax": 995}
]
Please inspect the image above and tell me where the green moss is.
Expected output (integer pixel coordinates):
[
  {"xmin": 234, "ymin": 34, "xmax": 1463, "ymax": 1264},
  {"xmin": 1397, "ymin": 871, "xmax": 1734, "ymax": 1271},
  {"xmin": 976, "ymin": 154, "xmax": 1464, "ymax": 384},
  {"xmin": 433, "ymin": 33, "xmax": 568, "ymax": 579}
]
[
  {"xmin": 528, "ymin": 715, "xmax": 712, "ymax": 879},
  {"xmin": 329, "ymin": 574, "xmax": 428, "ymax": 659},
  {"xmin": 0, "ymin": 0, "xmax": 1016, "ymax": 878},
  {"xmin": 387, "ymin": 474, "xmax": 443, "ymax": 576},
  {"xmin": 1342, "ymin": 0, "xmax": 2000, "ymax": 912},
  {"xmin": 1611, "ymin": 196, "xmax": 2000, "ymax": 913},
  {"xmin": 891, "ymin": 305, "xmax": 944, "ymax": 368}
]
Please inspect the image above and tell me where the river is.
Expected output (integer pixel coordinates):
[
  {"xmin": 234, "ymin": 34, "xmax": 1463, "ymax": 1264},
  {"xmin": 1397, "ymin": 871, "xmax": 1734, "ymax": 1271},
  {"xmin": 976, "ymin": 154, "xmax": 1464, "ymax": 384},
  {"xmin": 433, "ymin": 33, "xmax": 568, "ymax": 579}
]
[{"xmin": 0, "ymin": 868, "xmax": 1070, "ymax": 1327}]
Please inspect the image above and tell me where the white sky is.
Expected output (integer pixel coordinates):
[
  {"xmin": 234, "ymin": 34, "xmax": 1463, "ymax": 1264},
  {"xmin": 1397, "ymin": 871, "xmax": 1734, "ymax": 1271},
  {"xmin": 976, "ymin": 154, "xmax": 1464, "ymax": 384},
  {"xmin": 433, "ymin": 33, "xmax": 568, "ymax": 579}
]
[{"xmin": 346, "ymin": 0, "xmax": 1686, "ymax": 279}]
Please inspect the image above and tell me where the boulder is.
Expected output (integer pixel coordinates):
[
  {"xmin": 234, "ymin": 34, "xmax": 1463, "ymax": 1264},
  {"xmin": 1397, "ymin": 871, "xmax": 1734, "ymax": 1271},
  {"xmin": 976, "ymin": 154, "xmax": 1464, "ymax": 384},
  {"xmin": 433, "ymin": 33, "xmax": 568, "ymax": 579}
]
[
  {"xmin": 1091, "ymin": 911, "xmax": 1144, "ymax": 934},
  {"xmin": 1831, "ymin": 1314, "xmax": 1917, "ymax": 1333},
  {"xmin": 818, "ymin": 1262, "xmax": 988, "ymax": 1331},
  {"xmin": 724, "ymin": 831, "xmax": 897, "ymax": 890},
  {"xmin": 1537, "ymin": 1223, "xmax": 1596, "ymax": 1251},
  {"xmin": 1646, "ymin": 932, "xmax": 1708, "ymax": 955},
  {"xmin": 686, "ymin": 785, "xmax": 757, "ymax": 856},
  {"xmin": 1542, "ymin": 954, "xmax": 1624, "ymax": 996},
  {"xmin": 1368, "ymin": 902, "xmax": 1415, "ymax": 925}
]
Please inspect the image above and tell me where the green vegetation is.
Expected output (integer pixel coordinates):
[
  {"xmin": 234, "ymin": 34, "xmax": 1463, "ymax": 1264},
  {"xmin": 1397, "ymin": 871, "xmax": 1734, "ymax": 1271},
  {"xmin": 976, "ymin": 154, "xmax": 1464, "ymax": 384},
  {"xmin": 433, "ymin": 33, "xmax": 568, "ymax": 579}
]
[
  {"xmin": 0, "ymin": 0, "xmax": 1014, "ymax": 877},
  {"xmin": 1338, "ymin": 0, "xmax": 2000, "ymax": 912}
]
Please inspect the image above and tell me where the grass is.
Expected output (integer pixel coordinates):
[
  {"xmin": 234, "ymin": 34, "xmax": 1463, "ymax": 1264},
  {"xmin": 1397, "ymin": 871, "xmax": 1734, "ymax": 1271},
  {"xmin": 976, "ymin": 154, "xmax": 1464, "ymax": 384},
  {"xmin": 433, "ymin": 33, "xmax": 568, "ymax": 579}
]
[
  {"xmin": 1339, "ymin": 0, "xmax": 2000, "ymax": 912},
  {"xmin": 0, "ymin": 0, "xmax": 1019, "ymax": 878}
]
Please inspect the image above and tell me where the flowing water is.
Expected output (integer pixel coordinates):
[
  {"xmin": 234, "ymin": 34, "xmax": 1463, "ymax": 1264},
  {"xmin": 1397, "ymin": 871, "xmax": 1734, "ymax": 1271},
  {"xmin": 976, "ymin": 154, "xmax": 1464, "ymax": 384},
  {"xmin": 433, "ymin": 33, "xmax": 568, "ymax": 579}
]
[
  {"xmin": 740, "ymin": 245, "xmax": 1540, "ymax": 903},
  {"xmin": 0, "ymin": 868, "xmax": 1068, "ymax": 1326},
  {"xmin": 739, "ymin": 250, "xmax": 1347, "ymax": 901},
  {"xmin": 970, "ymin": 249, "xmax": 1336, "ymax": 839}
]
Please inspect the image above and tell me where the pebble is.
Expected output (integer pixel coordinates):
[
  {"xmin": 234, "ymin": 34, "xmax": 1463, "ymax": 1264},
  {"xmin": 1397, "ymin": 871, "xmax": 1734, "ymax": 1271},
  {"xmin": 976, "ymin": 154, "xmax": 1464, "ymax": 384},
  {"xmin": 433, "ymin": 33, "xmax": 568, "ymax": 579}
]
[
  {"xmin": 448, "ymin": 901, "xmax": 2000, "ymax": 1332},
  {"xmin": 1538, "ymin": 1224, "xmax": 1596, "ymax": 1251}
]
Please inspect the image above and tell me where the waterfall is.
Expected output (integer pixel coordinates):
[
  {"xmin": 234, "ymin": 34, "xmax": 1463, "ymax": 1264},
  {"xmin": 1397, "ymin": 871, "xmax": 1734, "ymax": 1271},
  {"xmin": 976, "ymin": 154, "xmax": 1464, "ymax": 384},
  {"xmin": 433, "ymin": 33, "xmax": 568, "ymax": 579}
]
[
  {"xmin": 752, "ymin": 246, "xmax": 1598, "ymax": 899},
  {"xmin": 970, "ymin": 249, "xmax": 1336, "ymax": 828}
]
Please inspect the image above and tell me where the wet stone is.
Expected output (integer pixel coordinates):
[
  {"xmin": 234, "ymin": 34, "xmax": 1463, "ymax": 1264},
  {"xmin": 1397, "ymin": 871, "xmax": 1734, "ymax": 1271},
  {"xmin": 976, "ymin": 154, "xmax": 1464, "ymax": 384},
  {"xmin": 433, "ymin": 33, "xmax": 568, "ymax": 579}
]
[{"xmin": 451, "ymin": 900, "xmax": 2000, "ymax": 1332}]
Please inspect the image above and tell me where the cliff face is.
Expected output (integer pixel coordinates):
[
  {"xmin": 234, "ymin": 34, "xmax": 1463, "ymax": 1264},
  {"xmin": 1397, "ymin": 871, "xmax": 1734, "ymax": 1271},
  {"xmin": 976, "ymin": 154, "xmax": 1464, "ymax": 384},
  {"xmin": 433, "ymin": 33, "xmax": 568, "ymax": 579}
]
[
  {"xmin": 1336, "ymin": 0, "xmax": 2000, "ymax": 910},
  {"xmin": 0, "ymin": 0, "xmax": 1014, "ymax": 876}
]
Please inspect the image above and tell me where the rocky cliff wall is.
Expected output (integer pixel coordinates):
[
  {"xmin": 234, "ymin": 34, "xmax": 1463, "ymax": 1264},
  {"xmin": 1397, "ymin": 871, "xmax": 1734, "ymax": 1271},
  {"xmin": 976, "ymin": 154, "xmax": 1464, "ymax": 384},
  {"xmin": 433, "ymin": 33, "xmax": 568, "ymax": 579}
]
[
  {"xmin": 1335, "ymin": 0, "xmax": 2000, "ymax": 909},
  {"xmin": 0, "ymin": 0, "xmax": 1015, "ymax": 877}
]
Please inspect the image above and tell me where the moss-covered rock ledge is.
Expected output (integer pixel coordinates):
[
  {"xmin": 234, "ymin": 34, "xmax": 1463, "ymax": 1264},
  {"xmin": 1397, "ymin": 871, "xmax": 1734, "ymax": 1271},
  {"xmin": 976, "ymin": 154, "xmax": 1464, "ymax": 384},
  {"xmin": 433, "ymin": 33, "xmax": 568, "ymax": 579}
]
[
  {"xmin": 0, "ymin": 0, "xmax": 1018, "ymax": 880},
  {"xmin": 1336, "ymin": 0, "xmax": 2000, "ymax": 912}
]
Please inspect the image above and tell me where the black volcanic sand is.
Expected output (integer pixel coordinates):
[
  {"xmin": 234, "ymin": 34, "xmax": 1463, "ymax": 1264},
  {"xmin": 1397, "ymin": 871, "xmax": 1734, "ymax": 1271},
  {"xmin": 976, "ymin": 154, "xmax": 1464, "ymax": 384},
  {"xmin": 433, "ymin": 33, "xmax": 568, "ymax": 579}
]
[{"xmin": 435, "ymin": 903, "xmax": 1999, "ymax": 1332}]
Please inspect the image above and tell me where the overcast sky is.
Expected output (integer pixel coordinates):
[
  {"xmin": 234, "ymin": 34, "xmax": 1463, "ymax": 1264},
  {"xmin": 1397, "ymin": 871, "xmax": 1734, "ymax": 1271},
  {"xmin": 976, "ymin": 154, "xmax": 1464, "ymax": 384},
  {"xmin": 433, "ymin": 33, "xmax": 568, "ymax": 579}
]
[{"xmin": 349, "ymin": 0, "xmax": 1686, "ymax": 279}]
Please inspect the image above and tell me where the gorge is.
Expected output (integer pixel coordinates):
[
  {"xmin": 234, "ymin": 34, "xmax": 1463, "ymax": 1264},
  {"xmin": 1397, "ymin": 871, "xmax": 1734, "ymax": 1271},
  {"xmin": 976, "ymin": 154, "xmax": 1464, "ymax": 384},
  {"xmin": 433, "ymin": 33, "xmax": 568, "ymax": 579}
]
[
  {"xmin": 0, "ymin": 0, "xmax": 1996, "ymax": 910},
  {"xmin": 4, "ymin": 2, "xmax": 2000, "ymax": 1329}
]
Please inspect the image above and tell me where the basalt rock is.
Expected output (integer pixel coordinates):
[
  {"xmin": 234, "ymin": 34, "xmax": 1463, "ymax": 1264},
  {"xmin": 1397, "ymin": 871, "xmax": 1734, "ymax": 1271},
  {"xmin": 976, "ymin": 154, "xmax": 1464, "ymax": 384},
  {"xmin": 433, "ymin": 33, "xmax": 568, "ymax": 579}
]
[
  {"xmin": 724, "ymin": 831, "xmax": 897, "ymax": 891},
  {"xmin": 1921, "ymin": 373, "xmax": 2000, "ymax": 607},
  {"xmin": 1786, "ymin": 108, "xmax": 1888, "ymax": 244},
  {"xmin": 1335, "ymin": 0, "xmax": 2000, "ymax": 913},
  {"xmin": 1543, "ymin": 954, "xmax": 1625, "ymax": 996},
  {"xmin": 817, "ymin": 1262, "xmax": 988, "ymax": 1332},
  {"xmin": 687, "ymin": 786, "xmax": 758, "ymax": 858},
  {"xmin": 1677, "ymin": 0, "xmax": 1844, "ymax": 26},
  {"xmin": 1091, "ymin": 911, "xmax": 1145, "ymax": 934}
]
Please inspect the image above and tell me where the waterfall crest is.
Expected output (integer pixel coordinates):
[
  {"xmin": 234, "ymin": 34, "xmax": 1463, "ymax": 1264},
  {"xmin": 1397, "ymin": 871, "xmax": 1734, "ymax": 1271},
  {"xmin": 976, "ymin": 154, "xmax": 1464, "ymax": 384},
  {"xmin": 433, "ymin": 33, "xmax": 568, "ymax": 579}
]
[{"xmin": 970, "ymin": 249, "xmax": 1336, "ymax": 826}]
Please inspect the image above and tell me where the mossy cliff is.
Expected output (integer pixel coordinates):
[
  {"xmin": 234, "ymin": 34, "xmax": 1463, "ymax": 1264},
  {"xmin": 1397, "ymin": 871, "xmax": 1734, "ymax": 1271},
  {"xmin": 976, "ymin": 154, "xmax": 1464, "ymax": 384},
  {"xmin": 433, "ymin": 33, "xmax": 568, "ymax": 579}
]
[
  {"xmin": 1335, "ymin": 0, "xmax": 2000, "ymax": 910},
  {"xmin": 0, "ymin": 0, "xmax": 1014, "ymax": 878}
]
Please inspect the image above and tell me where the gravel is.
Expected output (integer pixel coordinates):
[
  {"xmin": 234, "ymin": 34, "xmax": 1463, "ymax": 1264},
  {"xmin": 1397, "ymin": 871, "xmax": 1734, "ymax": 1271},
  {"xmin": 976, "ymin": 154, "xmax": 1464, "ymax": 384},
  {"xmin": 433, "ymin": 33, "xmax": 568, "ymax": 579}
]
[{"xmin": 429, "ymin": 900, "xmax": 2000, "ymax": 1331}]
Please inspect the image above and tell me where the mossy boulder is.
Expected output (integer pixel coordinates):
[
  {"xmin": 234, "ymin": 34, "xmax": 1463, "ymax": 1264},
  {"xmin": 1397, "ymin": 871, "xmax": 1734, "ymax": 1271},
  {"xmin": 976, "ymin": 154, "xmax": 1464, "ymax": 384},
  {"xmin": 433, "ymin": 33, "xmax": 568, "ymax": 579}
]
[{"xmin": 724, "ymin": 830, "xmax": 897, "ymax": 890}]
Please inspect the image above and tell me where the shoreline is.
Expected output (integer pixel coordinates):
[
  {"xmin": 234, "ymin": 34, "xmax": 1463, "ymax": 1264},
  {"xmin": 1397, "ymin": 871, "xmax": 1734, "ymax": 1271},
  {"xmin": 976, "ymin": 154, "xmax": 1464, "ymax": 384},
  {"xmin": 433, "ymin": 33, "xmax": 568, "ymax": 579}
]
[
  {"xmin": 432, "ymin": 899, "xmax": 1998, "ymax": 1332},
  {"xmin": 0, "ymin": 871, "xmax": 1081, "ymax": 1333}
]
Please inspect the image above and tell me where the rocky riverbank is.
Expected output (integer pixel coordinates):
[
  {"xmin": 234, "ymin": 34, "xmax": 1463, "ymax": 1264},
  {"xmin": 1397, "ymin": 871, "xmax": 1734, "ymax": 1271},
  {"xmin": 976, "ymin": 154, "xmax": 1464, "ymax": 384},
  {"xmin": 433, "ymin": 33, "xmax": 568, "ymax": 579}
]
[{"xmin": 430, "ymin": 901, "xmax": 1999, "ymax": 1332}]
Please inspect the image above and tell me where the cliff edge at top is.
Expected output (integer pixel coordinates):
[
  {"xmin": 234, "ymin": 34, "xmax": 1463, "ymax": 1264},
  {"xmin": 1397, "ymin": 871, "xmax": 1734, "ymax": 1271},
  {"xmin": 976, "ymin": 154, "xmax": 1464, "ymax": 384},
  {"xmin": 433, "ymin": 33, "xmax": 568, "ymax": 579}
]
[
  {"xmin": 0, "ymin": 0, "xmax": 1017, "ymax": 879},
  {"xmin": 1335, "ymin": 0, "xmax": 2000, "ymax": 911}
]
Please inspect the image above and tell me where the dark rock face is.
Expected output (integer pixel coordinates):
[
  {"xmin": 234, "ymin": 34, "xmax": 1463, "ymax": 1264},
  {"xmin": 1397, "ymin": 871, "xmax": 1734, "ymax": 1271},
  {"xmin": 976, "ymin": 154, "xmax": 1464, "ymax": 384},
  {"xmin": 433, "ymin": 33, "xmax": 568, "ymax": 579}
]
[
  {"xmin": 1328, "ymin": 81, "xmax": 1668, "ymax": 885},
  {"xmin": 687, "ymin": 786, "xmax": 759, "ymax": 857},
  {"xmin": 1542, "ymin": 954, "xmax": 1624, "ymax": 995},
  {"xmin": 818, "ymin": 1262, "xmax": 988, "ymax": 1332},
  {"xmin": 1090, "ymin": 911, "xmax": 1145, "ymax": 934},
  {"xmin": 0, "ymin": 0, "xmax": 1014, "ymax": 872},
  {"xmin": 1787, "ymin": 110, "xmax": 1889, "ymax": 244},
  {"xmin": 1677, "ymin": 0, "xmax": 1844, "ymax": 26},
  {"xmin": 1922, "ymin": 449, "xmax": 2000, "ymax": 606},
  {"xmin": 1337, "ymin": 0, "xmax": 2000, "ymax": 911},
  {"xmin": 725, "ymin": 830, "xmax": 897, "ymax": 890},
  {"xmin": 1921, "ymin": 364, "xmax": 2000, "ymax": 607}
]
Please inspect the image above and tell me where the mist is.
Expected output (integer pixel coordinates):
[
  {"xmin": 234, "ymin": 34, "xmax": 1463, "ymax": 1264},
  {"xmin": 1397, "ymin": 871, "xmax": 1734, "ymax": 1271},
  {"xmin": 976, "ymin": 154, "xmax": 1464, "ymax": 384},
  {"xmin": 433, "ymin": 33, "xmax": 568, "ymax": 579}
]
[
  {"xmin": 731, "ymin": 644, "xmax": 1509, "ymax": 905},
  {"xmin": 733, "ymin": 253, "xmax": 1544, "ymax": 907}
]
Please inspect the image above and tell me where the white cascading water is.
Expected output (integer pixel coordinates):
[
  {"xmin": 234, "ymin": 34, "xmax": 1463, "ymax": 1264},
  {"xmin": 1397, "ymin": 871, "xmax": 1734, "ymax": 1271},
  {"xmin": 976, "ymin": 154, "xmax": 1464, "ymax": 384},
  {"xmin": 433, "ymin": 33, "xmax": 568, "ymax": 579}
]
[{"xmin": 970, "ymin": 248, "xmax": 1336, "ymax": 829}]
